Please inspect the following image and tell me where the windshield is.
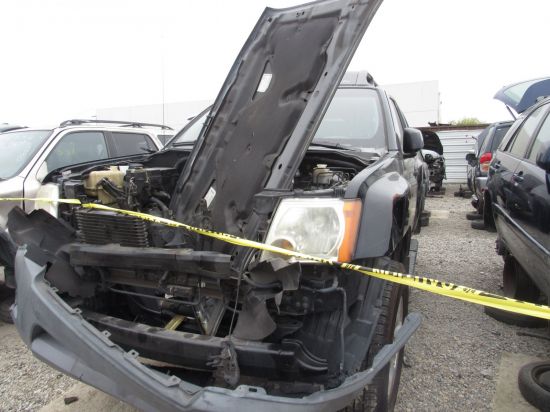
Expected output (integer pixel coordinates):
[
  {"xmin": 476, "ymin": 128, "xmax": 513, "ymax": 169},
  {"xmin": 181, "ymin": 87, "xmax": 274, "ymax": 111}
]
[
  {"xmin": 169, "ymin": 108, "xmax": 210, "ymax": 146},
  {"xmin": 169, "ymin": 88, "xmax": 386, "ymax": 153},
  {"xmin": 0, "ymin": 130, "xmax": 51, "ymax": 179},
  {"xmin": 313, "ymin": 88, "xmax": 385, "ymax": 152}
]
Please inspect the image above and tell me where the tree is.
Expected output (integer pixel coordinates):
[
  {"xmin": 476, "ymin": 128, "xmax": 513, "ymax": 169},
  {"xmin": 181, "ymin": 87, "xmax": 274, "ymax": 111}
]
[{"xmin": 450, "ymin": 117, "xmax": 483, "ymax": 126}]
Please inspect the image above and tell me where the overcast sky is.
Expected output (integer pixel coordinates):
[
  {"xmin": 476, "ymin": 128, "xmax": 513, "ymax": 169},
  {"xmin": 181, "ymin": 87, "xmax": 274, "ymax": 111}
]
[{"xmin": 1, "ymin": 0, "xmax": 549, "ymax": 127}]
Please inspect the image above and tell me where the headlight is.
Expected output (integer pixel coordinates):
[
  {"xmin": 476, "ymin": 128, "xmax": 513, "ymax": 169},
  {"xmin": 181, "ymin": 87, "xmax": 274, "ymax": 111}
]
[{"xmin": 262, "ymin": 198, "xmax": 361, "ymax": 262}]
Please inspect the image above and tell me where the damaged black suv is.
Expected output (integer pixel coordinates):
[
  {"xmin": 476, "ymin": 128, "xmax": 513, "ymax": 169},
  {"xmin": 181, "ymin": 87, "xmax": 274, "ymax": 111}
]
[{"xmin": 8, "ymin": 1, "xmax": 423, "ymax": 411}]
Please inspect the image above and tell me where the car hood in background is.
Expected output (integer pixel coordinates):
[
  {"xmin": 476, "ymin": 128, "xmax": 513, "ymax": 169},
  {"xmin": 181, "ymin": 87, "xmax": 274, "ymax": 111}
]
[
  {"xmin": 494, "ymin": 77, "xmax": 550, "ymax": 114},
  {"xmin": 421, "ymin": 130, "xmax": 443, "ymax": 155},
  {"xmin": 170, "ymin": 0, "xmax": 383, "ymax": 250}
]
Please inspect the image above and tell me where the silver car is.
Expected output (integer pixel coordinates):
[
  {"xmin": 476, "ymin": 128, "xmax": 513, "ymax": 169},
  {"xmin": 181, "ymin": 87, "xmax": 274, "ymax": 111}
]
[
  {"xmin": 0, "ymin": 120, "xmax": 166, "ymax": 226},
  {"xmin": 0, "ymin": 120, "xmax": 166, "ymax": 315}
]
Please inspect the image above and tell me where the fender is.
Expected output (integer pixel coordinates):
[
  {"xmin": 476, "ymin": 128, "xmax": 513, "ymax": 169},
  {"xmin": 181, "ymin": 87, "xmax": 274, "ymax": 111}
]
[{"xmin": 346, "ymin": 158, "xmax": 409, "ymax": 259}]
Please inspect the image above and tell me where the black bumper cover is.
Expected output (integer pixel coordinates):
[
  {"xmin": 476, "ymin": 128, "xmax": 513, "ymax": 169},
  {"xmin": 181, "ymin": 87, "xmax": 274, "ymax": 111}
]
[{"xmin": 13, "ymin": 247, "xmax": 421, "ymax": 412}]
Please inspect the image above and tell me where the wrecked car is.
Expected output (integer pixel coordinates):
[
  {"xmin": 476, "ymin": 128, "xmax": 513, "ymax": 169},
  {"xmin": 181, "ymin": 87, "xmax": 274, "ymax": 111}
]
[
  {"xmin": 9, "ymin": 1, "xmax": 423, "ymax": 411},
  {"xmin": 0, "ymin": 121, "xmax": 168, "ymax": 322},
  {"xmin": 420, "ymin": 130, "xmax": 445, "ymax": 193}
]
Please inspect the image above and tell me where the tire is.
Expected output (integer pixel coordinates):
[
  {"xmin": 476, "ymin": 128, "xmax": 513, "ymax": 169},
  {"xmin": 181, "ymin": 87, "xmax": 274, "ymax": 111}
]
[
  {"xmin": 419, "ymin": 215, "xmax": 429, "ymax": 227},
  {"xmin": 483, "ymin": 306, "xmax": 546, "ymax": 328},
  {"xmin": 502, "ymin": 257, "xmax": 540, "ymax": 301},
  {"xmin": 344, "ymin": 260, "xmax": 409, "ymax": 412},
  {"xmin": 0, "ymin": 295, "xmax": 14, "ymax": 324},
  {"xmin": 483, "ymin": 191, "xmax": 496, "ymax": 230},
  {"xmin": 518, "ymin": 360, "xmax": 550, "ymax": 412},
  {"xmin": 484, "ymin": 257, "xmax": 546, "ymax": 328}
]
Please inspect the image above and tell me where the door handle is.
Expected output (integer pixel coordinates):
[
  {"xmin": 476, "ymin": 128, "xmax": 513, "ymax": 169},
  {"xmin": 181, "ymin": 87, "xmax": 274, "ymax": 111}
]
[
  {"xmin": 492, "ymin": 161, "xmax": 501, "ymax": 170},
  {"xmin": 513, "ymin": 171, "xmax": 524, "ymax": 183}
]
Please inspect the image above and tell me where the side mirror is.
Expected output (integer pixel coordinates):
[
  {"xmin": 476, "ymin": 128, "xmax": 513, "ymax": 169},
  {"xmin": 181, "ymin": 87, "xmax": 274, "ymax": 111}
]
[
  {"xmin": 536, "ymin": 145, "xmax": 550, "ymax": 173},
  {"xmin": 465, "ymin": 152, "xmax": 477, "ymax": 166},
  {"xmin": 403, "ymin": 128, "xmax": 424, "ymax": 154}
]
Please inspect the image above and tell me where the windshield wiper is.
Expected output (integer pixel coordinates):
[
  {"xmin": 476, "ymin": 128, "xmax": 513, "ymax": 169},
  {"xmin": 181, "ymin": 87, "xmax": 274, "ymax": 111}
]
[
  {"xmin": 310, "ymin": 141, "xmax": 357, "ymax": 151},
  {"xmin": 171, "ymin": 141, "xmax": 196, "ymax": 147}
]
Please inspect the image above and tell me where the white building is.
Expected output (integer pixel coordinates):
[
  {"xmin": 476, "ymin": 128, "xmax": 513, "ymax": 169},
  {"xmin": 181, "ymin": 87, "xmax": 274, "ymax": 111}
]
[
  {"xmin": 96, "ymin": 100, "xmax": 211, "ymax": 133},
  {"xmin": 382, "ymin": 80, "xmax": 440, "ymax": 127},
  {"xmin": 96, "ymin": 80, "xmax": 441, "ymax": 131}
]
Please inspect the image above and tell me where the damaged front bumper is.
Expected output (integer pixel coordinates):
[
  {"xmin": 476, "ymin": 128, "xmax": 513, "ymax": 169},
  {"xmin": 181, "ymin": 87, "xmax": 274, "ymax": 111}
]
[{"xmin": 13, "ymin": 247, "xmax": 421, "ymax": 411}]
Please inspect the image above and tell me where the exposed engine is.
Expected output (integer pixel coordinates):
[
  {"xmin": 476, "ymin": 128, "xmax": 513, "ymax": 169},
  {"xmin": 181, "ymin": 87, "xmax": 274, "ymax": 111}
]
[
  {"xmin": 59, "ymin": 164, "xmax": 179, "ymax": 247},
  {"xmin": 421, "ymin": 130, "xmax": 446, "ymax": 193},
  {"xmin": 422, "ymin": 149, "xmax": 446, "ymax": 192},
  {"xmin": 41, "ymin": 151, "xmax": 373, "ymax": 390},
  {"xmin": 293, "ymin": 156, "xmax": 359, "ymax": 191}
]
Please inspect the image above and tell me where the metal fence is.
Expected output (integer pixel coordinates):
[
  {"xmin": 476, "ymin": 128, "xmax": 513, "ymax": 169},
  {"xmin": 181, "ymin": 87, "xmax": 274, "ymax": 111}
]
[{"xmin": 437, "ymin": 129, "xmax": 483, "ymax": 183}]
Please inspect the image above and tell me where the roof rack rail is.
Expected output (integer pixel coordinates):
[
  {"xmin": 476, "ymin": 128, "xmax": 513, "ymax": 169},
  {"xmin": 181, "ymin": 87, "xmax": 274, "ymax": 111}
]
[
  {"xmin": 341, "ymin": 70, "xmax": 378, "ymax": 87},
  {"xmin": 59, "ymin": 119, "xmax": 173, "ymax": 130}
]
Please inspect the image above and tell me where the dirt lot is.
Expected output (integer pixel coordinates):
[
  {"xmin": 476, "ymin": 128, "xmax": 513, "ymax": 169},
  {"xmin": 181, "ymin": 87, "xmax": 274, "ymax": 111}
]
[{"xmin": 0, "ymin": 184, "xmax": 549, "ymax": 411}]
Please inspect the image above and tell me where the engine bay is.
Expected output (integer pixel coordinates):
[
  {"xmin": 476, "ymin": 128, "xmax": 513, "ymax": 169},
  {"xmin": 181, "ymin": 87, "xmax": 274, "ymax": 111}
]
[{"xmin": 32, "ymin": 149, "xmax": 377, "ymax": 391}]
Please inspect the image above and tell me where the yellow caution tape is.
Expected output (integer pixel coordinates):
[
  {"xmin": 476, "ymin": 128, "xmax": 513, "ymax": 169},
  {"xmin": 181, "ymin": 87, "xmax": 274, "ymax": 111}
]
[{"xmin": 2, "ymin": 197, "xmax": 550, "ymax": 321}]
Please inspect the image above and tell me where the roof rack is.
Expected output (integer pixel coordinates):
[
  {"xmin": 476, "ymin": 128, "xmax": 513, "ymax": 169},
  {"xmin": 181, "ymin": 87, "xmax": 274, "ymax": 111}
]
[
  {"xmin": 59, "ymin": 119, "xmax": 173, "ymax": 130},
  {"xmin": 341, "ymin": 70, "xmax": 378, "ymax": 87}
]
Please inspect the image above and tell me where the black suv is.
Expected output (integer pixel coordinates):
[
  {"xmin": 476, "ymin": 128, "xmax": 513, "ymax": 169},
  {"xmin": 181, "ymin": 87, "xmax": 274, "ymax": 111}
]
[
  {"xmin": 487, "ymin": 95, "xmax": 550, "ymax": 301},
  {"xmin": 8, "ymin": 1, "xmax": 424, "ymax": 411}
]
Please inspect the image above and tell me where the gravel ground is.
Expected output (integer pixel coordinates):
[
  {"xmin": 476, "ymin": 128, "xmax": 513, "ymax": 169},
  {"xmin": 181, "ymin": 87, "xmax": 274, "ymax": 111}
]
[
  {"xmin": 396, "ymin": 185, "xmax": 550, "ymax": 411},
  {"xmin": 0, "ymin": 321, "xmax": 75, "ymax": 411},
  {"xmin": 0, "ymin": 184, "xmax": 549, "ymax": 411}
]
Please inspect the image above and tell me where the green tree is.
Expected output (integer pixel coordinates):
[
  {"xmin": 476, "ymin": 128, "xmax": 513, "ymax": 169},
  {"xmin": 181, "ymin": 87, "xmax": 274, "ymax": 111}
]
[{"xmin": 450, "ymin": 117, "xmax": 483, "ymax": 126}]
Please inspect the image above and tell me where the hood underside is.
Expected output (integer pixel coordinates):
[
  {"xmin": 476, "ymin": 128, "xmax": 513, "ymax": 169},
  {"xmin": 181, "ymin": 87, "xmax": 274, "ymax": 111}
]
[
  {"xmin": 170, "ymin": 0, "xmax": 383, "ymax": 251},
  {"xmin": 421, "ymin": 130, "xmax": 443, "ymax": 155},
  {"xmin": 494, "ymin": 77, "xmax": 550, "ymax": 114}
]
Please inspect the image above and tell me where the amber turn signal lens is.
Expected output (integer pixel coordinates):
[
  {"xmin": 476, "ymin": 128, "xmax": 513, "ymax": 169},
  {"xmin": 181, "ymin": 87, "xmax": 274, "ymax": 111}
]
[{"xmin": 338, "ymin": 199, "xmax": 362, "ymax": 262}]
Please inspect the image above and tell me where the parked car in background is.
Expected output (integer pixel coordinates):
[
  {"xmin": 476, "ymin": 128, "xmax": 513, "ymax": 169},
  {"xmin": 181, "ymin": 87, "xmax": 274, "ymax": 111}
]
[
  {"xmin": 469, "ymin": 77, "xmax": 550, "ymax": 231},
  {"xmin": 0, "ymin": 119, "xmax": 166, "ymax": 228},
  {"xmin": 487, "ymin": 94, "xmax": 550, "ymax": 302},
  {"xmin": 465, "ymin": 121, "xmax": 513, "ymax": 228},
  {"xmin": 7, "ymin": 1, "xmax": 424, "ymax": 410},
  {"xmin": 421, "ymin": 130, "xmax": 446, "ymax": 193},
  {"xmin": 0, "ymin": 120, "xmax": 165, "ymax": 322},
  {"xmin": 484, "ymin": 78, "xmax": 550, "ymax": 409},
  {"xmin": 466, "ymin": 126, "xmax": 489, "ymax": 193},
  {"xmin": 486, "ymin": 93, "xmax": 550, "ymax": 411}
]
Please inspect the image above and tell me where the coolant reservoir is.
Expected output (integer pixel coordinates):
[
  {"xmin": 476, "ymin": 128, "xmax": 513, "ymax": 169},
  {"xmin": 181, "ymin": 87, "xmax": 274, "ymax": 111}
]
[{"xmin": 84, "ymin": 166, "xmax": 125, "ymax": 204}]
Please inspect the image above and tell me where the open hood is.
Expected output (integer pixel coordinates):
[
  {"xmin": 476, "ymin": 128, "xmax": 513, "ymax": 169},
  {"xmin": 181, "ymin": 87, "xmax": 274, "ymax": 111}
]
[
  {"xmin": 494, "ymin": 77, "xmax": 550, "ymax": 114},
  {"xmin": 170, "ymin": 0, "xmax": 383, "ymax": 250},
  {"xmin": 421, "ymin": 130, "xmax": 443, "ymax": 155}
]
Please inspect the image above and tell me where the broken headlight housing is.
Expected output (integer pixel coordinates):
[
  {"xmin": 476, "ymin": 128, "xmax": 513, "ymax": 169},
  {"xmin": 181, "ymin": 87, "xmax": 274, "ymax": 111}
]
[{"xmin": 262, "ymin": 198, "xmax": 361, "ymax": 262}]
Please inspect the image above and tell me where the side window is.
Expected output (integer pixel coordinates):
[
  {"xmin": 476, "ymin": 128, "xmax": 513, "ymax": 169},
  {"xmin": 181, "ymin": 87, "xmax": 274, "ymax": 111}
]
[
  {"xmin": 507, "ymin": 105, "xmax": 546, "ymax": 158},
  {"xmin": 479, "ymin": 126, "xmax": 495, "ymax": 154},
  {"xmin": 527, "ymin": 112, "xmax": 550, "ymax": 164},
  {"xmin": 110, "ymin": 132, "xmax": 155, "ymax": 157},
  {"xmin": 45, "ymin": 131, "xmax": 108, "ymax": 172},
  {"xmin": 388, "ymin": 99, "xmax": 404, "ymax": 142},
  {"xmin": 490, "ymin": 125, "xmax": 511, "ymax": 152}
]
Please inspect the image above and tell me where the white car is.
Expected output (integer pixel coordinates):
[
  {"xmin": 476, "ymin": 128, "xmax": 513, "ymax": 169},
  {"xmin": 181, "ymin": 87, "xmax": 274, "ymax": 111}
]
[
  {"xmin": 0, "ymin": 119, "xmax": 168, "ymax": 226},
  {"xmin": 0, "ymin": 119, "xmax": 168, "ymax": 321}
]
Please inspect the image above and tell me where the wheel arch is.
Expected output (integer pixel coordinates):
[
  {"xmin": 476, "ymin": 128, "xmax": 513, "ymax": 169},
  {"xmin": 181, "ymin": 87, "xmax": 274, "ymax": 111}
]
[{"xmin": 349, "ymin": 171, "xmax": 410, "ymax": 260}]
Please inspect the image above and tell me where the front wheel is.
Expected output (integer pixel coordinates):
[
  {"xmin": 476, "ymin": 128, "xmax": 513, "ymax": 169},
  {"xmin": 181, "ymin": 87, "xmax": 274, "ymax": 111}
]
[
  {"xmin": 345, "ymin": 259, "xmax": 409, "ymax": 412},
  {"xmin": 367, "ymin": 282, "xmax": 409, "ymax": 411}
]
